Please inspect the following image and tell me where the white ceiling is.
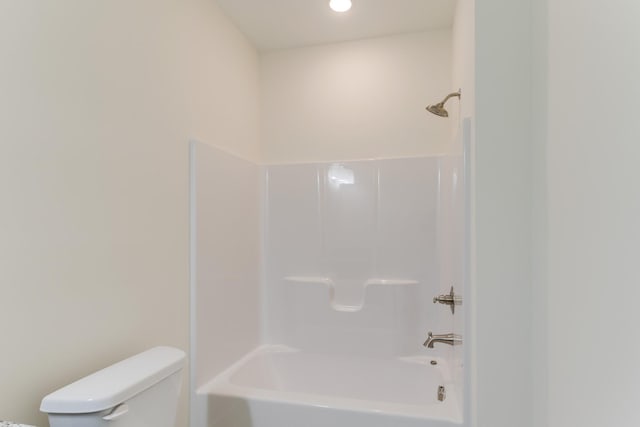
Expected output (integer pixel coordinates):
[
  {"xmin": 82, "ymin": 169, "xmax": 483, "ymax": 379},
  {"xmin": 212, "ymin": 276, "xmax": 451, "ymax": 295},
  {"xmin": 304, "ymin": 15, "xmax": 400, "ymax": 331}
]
[{"xmin": 216, "ymin": 0, "xmax": 457, "ymax": 51}]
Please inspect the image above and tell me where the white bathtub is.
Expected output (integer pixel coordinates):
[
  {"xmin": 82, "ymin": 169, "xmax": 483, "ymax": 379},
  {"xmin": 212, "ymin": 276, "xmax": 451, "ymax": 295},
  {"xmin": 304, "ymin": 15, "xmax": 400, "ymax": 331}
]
[{"xmin": 198, "ymin": 346, "xmax": 462, "ymax": 427}]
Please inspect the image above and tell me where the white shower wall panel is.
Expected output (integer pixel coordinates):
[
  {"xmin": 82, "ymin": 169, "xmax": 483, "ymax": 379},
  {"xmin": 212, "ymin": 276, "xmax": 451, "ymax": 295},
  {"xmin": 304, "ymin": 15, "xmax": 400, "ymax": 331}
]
[
  {"xmin": 191, "ymin": 142, "xmax": 262, "ymax": 388},
  {"xmin": 321, "ymin": 161, "xmax": 378, "ymax": 297},
  {"xmin": 437, "ymin": 153, "xmax": 466, "ymax": 407},
  {"xmin": 262, "ymin": 163, "xmax": 324, "ymax": 344},
  {"xmin": 264, "ymin": 156, "xmax": 453, "ymax": 357},
  {"xmin": 376, "ymin": 157, "xmax": 444, "ymax": 353}
]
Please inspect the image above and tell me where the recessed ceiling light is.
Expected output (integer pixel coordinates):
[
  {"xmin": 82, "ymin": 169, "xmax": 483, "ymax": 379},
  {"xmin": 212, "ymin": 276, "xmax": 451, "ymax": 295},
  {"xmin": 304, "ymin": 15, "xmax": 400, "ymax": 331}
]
[{"xmin": 329, "ymin": 0, "xmax": 352, "ymax": 13}]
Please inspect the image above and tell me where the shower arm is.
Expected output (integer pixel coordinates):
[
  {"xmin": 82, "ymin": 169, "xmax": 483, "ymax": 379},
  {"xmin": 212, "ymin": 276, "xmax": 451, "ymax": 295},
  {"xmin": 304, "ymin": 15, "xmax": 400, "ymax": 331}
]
[{"xmin": 437, "ymin": 91, "xmax": 461, "ymax": 106}]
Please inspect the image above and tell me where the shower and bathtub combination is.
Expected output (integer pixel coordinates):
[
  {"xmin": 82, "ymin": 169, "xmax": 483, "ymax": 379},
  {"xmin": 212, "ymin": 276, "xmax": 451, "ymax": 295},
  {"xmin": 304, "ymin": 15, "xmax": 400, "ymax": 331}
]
[{"xmin": 189, "ymin": 110, "xmax": 471, "ymax": 426}]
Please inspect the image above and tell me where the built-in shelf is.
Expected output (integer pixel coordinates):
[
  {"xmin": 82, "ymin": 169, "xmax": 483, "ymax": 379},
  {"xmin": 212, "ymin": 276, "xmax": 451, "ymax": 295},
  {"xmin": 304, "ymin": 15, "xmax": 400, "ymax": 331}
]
[
  {"xmin": 284, "ymin": 276, "xmax": 332, "ymax": 285},
  {"xmin": 284, "ymin": 277, "xmax": 418, "ymax": 287},
  {"xmin": 283, "ymin": 276, "xmax": 419, "ymax": 312},
  {"xmin": 364, "ymin": 279, "xmax": 419, "ymax": 286}
]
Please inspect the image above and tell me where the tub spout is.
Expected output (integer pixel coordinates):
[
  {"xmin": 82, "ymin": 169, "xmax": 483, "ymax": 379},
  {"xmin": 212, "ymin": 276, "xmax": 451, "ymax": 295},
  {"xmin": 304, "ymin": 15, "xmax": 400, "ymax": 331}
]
[{"xmin": 423, "ymin": 332, "xmax": 462, "ymax": 348}]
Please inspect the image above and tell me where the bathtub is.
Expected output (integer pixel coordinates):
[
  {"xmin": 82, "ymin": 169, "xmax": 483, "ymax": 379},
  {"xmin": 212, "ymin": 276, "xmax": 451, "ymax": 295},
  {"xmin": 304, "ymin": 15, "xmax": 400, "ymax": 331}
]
[{"xmin": 198, "ymin": 346, "xmax": 462, "ymax": 427}]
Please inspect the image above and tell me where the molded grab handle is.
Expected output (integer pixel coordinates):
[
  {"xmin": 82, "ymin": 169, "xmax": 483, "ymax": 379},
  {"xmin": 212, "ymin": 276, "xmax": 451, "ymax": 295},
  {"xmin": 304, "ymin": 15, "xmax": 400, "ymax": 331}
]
[{"xmin": 102, "ymin": 403, "xmax": 129, "ymax": 421}]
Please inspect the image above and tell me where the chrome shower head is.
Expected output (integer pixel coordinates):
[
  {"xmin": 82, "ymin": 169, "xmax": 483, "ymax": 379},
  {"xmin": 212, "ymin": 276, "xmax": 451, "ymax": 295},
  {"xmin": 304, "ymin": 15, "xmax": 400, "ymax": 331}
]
[
  {"xmin": 426, "ymin": 91, "xmax": 461, "ymax": 118},
  {"xmin": 426, "ymin": 103, "xmax": 450, "ymax": 117}
]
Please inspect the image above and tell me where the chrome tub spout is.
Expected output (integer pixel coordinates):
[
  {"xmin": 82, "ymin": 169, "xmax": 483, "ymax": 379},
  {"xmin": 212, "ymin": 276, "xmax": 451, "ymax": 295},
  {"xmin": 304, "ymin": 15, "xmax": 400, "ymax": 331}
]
[{"xmin": 423, "ymin": 332, "xmax": 462, "ymax": 348}]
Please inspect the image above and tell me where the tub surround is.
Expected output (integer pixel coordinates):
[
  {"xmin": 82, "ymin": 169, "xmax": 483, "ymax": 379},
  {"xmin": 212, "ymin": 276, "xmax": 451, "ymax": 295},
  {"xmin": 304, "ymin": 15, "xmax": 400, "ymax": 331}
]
[
  {"xmin": 191, "ymin": 144, "xmax": 467, "ymax": 426},
  {"xmin": 263, "ymin": 155, "xmax": 463, "ymax": 358}
]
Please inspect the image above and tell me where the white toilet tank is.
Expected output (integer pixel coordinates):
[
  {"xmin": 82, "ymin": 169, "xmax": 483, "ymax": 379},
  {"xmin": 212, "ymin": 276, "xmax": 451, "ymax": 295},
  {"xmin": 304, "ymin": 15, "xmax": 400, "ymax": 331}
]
[{"xmin": 40, "ymin": 346, "xmax": 186, "ymax": 427}]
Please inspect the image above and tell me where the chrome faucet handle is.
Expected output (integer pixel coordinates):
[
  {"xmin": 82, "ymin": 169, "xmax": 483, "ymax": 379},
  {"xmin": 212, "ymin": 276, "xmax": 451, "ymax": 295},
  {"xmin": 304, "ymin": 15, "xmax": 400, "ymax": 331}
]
[{"xmin": 433, "ymin": 286, "xmax": 462, "ymax": 314}]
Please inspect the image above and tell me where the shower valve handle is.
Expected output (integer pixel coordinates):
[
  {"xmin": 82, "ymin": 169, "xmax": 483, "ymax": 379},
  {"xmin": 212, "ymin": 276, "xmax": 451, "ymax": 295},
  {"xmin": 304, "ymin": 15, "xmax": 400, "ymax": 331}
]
[{"xmin": 433, "ymin": 286, "xmax": 462, "ymax": 314}]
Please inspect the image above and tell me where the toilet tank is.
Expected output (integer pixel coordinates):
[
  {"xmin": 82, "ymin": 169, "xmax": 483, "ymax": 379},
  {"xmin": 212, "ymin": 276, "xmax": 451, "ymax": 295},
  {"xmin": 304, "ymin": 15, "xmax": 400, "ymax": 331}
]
[{"xmin": 40, "ymin": 346, "xmax": 186, "ymax": 427}]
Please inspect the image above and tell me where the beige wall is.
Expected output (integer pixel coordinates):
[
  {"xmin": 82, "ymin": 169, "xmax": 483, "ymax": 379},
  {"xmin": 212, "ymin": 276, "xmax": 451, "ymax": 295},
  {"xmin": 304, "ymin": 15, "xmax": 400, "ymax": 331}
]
[
  {"xmin": 0, "ymin": 0, "xmax": 260, "ymax": 425},
  {"xmin": 260, "ymin": 30, "xmax": 453, "ymax": 164},
  {"xmin": 450, "ymin": 0, "xmax": 475, "ymax": 144}
]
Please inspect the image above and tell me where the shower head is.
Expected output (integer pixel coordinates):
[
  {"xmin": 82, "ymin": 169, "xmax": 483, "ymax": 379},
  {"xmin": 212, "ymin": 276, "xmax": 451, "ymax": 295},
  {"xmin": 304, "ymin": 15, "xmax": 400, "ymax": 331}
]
[
  {"xmin": 426, "ymin": 91, "xmax": 461, "ymax": 118},
  {"xmin": 426, "ymin": 103, "xmax": 450, "ymax": 117}
]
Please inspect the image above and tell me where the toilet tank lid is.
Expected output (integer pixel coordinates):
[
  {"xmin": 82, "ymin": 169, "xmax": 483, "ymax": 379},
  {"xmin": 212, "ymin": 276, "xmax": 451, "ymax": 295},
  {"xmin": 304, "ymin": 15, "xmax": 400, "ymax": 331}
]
[{"xmin": 40, "ymin": 346, "xmax": 186, "ymax": 414}]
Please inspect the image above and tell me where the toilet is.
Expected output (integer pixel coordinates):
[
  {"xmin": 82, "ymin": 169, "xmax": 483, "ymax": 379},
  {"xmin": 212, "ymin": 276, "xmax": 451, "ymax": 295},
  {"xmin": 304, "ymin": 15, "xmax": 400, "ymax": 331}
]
[{"xmin": 40, "ymin": 346, "xmax": 185, "ymax": 427}]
